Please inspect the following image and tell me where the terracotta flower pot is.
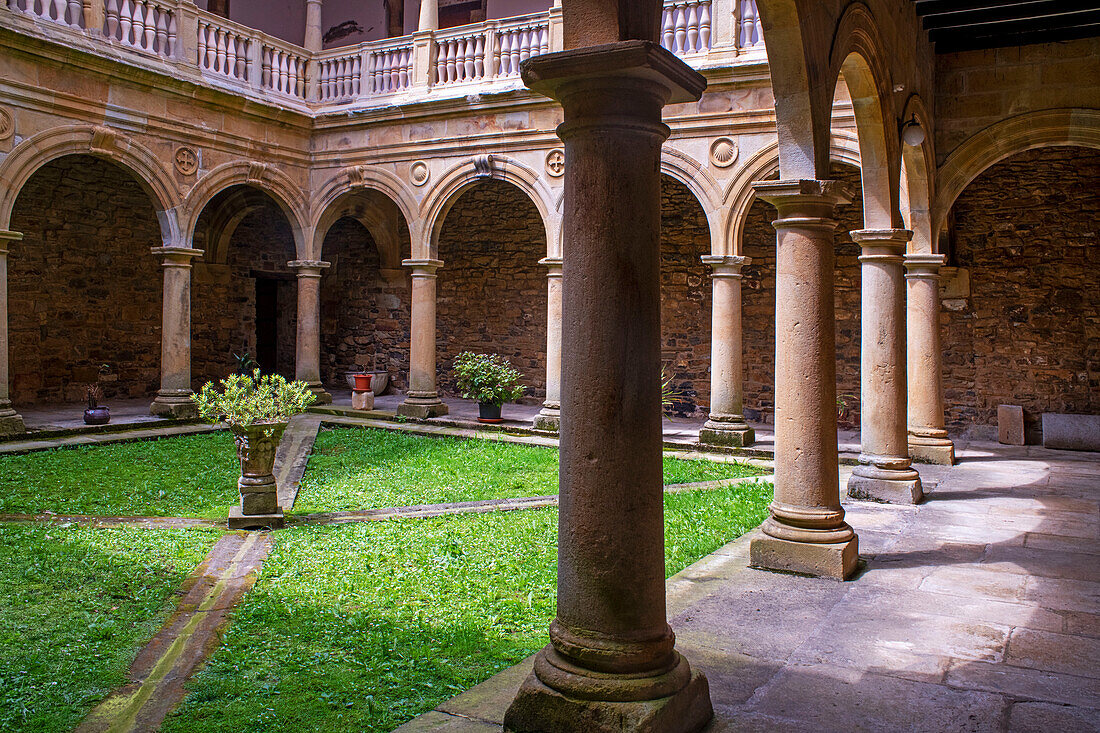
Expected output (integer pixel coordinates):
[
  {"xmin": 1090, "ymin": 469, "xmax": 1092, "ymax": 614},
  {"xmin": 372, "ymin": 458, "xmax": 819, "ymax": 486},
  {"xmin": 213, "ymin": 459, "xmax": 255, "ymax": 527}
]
[
  {"xmin": 352, "ymin": 373, "xmax": 373, "ymax": 392},
  {"xmin": 231, "ymin": 422, "xmax": 287, "ymax": 516}
]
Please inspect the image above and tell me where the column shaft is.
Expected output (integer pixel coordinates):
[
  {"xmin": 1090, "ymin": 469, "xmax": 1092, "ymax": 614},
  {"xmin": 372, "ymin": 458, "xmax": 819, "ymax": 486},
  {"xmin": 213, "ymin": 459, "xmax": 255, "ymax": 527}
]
[
  {"xmin": 398, "ymin": 259, "xmax": 448, "ymax": 418},
  {"xmin": 418, "ymin": 0, "xmax": 437, "ymax": 31},
  {"xmin": 506, "ymin": 41, "xmax": 712, "ymax": 732},
  {"xmin": 151, "ymin": 247, "xmax": 203, "ymax": 419},
  {"xmin": 906, "ymin": 253, "xmax": 955, "ymax": 465},
  {"xmin": 749, "ymin": 180, "xmax": 858, "ymax": 580},
  {"xmin": 847, "ymin": 230, "xmax": 923, "ymax": 504},
  {"xmin": 0, "ymin": 233, "xmax": 26, "ymax": 436},
  {"xmin": 289, "ymin": 260, "xmax": 331, "ymax": 404},
  {"xmin": 304, "ymin": 0, "xmax": 323, "ymax": 52},
  {"xmin": 698, "ymin": 255, "xmax": 753, "ymax": 447},
  {"xmin": 533, "ymin": 257, "xmax": 562, "ymax": 432}
]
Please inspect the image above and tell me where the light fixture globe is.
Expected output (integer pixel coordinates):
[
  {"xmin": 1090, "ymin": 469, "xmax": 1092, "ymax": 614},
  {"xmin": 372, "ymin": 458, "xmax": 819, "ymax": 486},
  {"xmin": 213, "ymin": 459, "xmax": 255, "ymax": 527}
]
[{"xmin": 902, "ymin": 118, "xmax": 926, "ymax": 146}]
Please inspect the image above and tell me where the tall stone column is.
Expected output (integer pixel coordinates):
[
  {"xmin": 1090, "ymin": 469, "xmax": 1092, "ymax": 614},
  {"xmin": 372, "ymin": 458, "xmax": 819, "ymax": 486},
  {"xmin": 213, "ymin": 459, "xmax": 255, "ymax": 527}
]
[
  {"xmin": 698, "ymin": 255, "xmax": 754, "ymax": 447},
  {"xmin": 505, "ymin": 42, "xmax": 712, "ymax": 732},
  {"xmin": 418, "ymin": 0, "xmax": 437, "ymax": 31},
  {"xmin": 304, "ymin": 0, "xmax": 323, "ymax": 52},
  {"xmin": 533, "ymin": 256, "xmax": 562, "ymax": 432},
  {"xmin": 150, "ymin": 247, "xmax": 204, "ymax": 419},
  {"xmin": 906, "ymin": 253, "xmax": 955, "ymax": 465},
  {"xmin": 289, "ymin": 260, "xmax": 332, "ymax": 404},
  {"xmin": 398, "ymin": 259, "xmax": 448, "ymax": 418},
  {"xmin": 0, "ymin": 233, "xmax": 26, "ymax": 436},
  {"xmin": 847, "ymin": 229, "xmax": 923, "ymax": 504},
  {"xmin": 749, "ymin": 180, "xmax": 859, "ymax": 580}
]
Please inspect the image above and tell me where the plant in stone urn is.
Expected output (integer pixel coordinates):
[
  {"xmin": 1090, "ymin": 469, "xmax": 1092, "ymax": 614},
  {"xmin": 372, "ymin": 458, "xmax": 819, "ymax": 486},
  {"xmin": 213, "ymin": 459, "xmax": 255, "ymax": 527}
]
[
  {"xmin": 453, "ymin": 352, "xmax": 525, "ymax": 424},
  {"xmin": 82, "ymin": 364, "xmax": 113, "ymax": 425},
  {"xmin": 192, "ymin": 370, "xmax": 316, "ymax": 529}
]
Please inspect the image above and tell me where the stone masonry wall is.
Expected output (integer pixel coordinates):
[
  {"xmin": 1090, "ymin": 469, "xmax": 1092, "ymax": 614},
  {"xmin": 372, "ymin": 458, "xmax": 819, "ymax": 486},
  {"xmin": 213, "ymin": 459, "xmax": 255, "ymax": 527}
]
[
  {"xmin": 942, "ymin": 146, "xmax": 1100, "ymax": 432},
  {"xmin": 436, "ymin": 181, "xmax": 547, "ymax": 402},
  {"xmin": 319, "ymin": 217, "xmax": 412, "ymax": 391},
  {"xmin": 9, "ymin": 155, "xmax": 162, "ymax": 405},
  {"xmin": 661, "ymin": 176, "xmax": 711, "ymax": 416},
  {"xmin": 192, "ymin": 196, "xmax": 298, "ymax": 385},
  {"xmin": 742, "ymin": 164, "xmax": 865, "ymax": 427}
]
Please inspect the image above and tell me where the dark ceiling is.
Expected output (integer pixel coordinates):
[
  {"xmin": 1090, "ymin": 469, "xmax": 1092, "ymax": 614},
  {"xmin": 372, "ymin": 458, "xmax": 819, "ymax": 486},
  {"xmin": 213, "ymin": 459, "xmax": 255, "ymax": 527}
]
[{"xmin": 913, "ymin": 1, "xmax": 1100, "ymax": 53}]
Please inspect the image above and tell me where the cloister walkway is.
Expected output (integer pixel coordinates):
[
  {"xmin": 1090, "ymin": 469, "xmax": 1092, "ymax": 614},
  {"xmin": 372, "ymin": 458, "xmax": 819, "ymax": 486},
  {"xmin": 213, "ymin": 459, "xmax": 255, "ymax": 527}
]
[{"xmin": 397, "ymin": 442, "xmax": 1100, "ymax": 732}]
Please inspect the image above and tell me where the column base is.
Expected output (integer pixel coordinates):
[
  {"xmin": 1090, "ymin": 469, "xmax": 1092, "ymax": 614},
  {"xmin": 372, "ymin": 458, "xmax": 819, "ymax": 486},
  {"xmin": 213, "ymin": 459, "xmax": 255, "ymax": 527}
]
[
  {"xmin": 228, "ymin": 506, "xmax": 285, "ymax": 530},
  {"xmin": 532, "ymin": 405, "xmax": 560, "ymax": 433},
  {"xmin": 698, "ymin": 417, "xmax": 755, "ymax": 447},
  {"xmin": 397, "ymin": 395, "xmax": 449, "ymax": 419},
  {"xmin": 847, "ymin": 463, "xmax": 923, "ymax": 504},
  {"xmin": 504, "ymin": 649, "xmax": 712, "ymax": 733},
  {"xmin": 908, "ymin": 431, "xmax": 956, "ymax": 465},
  {"xmin": 150, "ymin": 391, "xmax": 198, "ymax": 419},
  {"xmin": 0, "ymin": 403, "xmax": 26, "ymax": 437},
  {"xmin": 309, "ymin": 385, "xmax": 333, "ymax": 405},
  {"xmin": 750, "ymin": 533, "xmax": 859, "ymax": 580}
]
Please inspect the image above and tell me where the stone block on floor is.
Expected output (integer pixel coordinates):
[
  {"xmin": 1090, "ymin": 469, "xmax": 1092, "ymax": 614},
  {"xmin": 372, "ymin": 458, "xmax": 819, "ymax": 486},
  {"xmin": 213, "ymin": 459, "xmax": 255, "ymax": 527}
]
[
  {"xmin": 1042, "ymin": 413, "xmax": 1100, "ymax": 451},
  {"xmin": 999, "ymin": 405, "xmax": 1025, "ymax": 446}
]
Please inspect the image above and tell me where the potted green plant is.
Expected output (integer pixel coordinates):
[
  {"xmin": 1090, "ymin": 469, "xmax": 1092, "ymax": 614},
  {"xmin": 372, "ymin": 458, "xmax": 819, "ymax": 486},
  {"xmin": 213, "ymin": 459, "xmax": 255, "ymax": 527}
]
[
  {"xmin": 82, "ymin": 364, "xmax": 113, "ymax": 425},
  {"xmin": 453, "ymin": 352, "xmax": 525, "ymax": 423},
  {"xmin": 192, "ymin": 370, "xmax": 316, "ymax": 529}
]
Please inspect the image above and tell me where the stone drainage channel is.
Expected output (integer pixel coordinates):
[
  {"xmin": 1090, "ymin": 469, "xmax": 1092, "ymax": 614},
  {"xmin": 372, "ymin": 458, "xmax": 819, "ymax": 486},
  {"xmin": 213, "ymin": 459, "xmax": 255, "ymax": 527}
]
[{"xmin": 0, "ymin": 415, "xmax": 775, "ymax": 733}]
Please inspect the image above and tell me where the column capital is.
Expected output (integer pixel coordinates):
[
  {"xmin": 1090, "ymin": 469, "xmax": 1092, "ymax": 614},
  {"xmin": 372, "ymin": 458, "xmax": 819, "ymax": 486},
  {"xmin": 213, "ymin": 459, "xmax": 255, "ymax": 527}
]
[
  {"xmin": 539, "ymin": 256, "xmax": 563, "ymax": 275},
  {"xmin": 752, "ymin": 179, "xmax": 853, "ymax": 225},
  {"xmin": 151, "ymin": 246, "xmax": 204, "ymax": 267},
  {"xmin": 402, "ymin": 258, "xmax": 443, "ymax": 276},
  {"xmin": 288, "ymin": 259, "xmax": 331, "ymax": 277},
  {"xmin": 701, "ymin": 254, "xmax": 750, "ymax": 276},
  {"xmin": 852, "ymin": 229, "xmax": 910, "ymax": 264},
  {"xmin": 905, "ymin": 252, "xmax": 947, "ymax": 280},
  {"xmin": 0, "ymin": 230, "xmax": 24, "ymax": 253}
]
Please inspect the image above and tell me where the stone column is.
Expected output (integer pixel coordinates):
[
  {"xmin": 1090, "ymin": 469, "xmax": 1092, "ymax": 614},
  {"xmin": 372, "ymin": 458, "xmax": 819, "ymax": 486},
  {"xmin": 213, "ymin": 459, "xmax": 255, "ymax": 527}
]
[
  {"xmin": 698, "ymin": 255, "xmax": 754, "ymax": 447},
  {"xmin": 398, "ymin": 259, "xmax": 448, "ymax": 418},
  {"xmin": 304, "ymin": 0, "xmax": 323, "ymax": 52},
  {"xmin": 533, "ymin": 256, "xmax": 562, "ymax": 432},
  {"xmin": 906, "ymin": 253, "xmax": 955, "ymax": 465},
  {"xmin": 418, "ymin": 0, "xmax": 437, "ymax": 31},
  {"xmin": 847, "ymin": 229, "xmax": 923, "ymax": 504},
  {"xmin": 150, "ymin": 247, "xmax": 204, "ymax": 419},
  {"xmin": 0, "ymin": 233, "xmax": 26, "ymax": 437},
  {"xmin": 749, "ymin": 180, "xmax": 859, "ymax": 580},
  {"xmin": 289, "ymin": 260, "xmax": 332, "ymax": 405},
  {"xmin": 505, "ymin": 42, "xmax": 712, "ymax": 731}
]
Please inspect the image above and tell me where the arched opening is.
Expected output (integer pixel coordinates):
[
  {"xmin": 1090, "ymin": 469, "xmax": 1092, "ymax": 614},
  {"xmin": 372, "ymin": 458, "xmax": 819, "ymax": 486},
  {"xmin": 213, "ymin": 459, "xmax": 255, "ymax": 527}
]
[
  {"xmin": 660, "ymin": 174, "xmax": 711, "ymax": 416},
  {"xmin": 940, "ymin": 146, "xmax": 1100, "ymax": 439},
  {"xmin": 191, "ymin": 185, "xmax": 299, "ymax": 384},
  {"xmin": 9, "ymin": 154, "xmax": 162, "ymax": 406},
  {"xmin": 317, "ymin": 190, "xmax": 412, "ymax": 394},
  {"xmin": 741, "ymin": 162, "xmax": 866, "ymax": 429},
  {"xmin": 435, "ymin": 179, "xmax": 547, "ymax": 401}
]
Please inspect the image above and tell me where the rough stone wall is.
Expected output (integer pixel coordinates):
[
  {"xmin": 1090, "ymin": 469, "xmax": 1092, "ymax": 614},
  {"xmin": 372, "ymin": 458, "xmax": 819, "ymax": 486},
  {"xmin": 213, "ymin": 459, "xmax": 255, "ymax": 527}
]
[
  {"xmin": 660, "ymin": 176, "xmax": 711, "ymax": 416},
  {"xmin": 942, "ymin": 147, "xmax": 1100, "ymax": 432},
  {"xmin": 8, "ymin": 155, "xmax": 162, "ymax": 404},
  {"xmin": 192, "ymin": 197, "xmax": 298, "ymax": 385},
  {"xmin": 741, "ymin": 164, "xmax": 864, "ymax": 427},
  {"xmin": 319, "ymin": 217, "xmax": 412, "ymax": 391},
  {"xmin": 436, "ymin": 181, "xmax": 547, "ymax": 402}
]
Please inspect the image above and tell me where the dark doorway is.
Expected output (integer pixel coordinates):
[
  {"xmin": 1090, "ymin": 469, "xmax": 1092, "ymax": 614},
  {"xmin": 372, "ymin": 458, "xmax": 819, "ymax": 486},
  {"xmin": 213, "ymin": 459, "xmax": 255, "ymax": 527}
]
[{"xmin": 255, "ymin": 277, "xmax": 279, "ymax": 374}]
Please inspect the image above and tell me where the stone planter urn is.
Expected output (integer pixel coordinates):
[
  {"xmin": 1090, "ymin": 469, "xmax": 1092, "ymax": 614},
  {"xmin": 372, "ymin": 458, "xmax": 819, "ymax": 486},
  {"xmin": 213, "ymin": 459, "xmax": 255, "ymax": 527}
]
[{"xmin": 228, "ymin": 421, "xmax": 287, "ymax": 529}]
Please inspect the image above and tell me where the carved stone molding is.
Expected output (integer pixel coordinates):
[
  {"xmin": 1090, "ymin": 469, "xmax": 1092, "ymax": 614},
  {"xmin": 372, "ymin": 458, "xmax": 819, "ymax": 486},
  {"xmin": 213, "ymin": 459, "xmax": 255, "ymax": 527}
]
[
  {"xmin": 545, "ymin": 148, "xmax": 565, "ymax": 177},
  {"xmin": 0, "ymin": 108, "xmax": 13, "ymax": 141},
  {"xmin": 247, "ymin": 162, "xmax": 268, "ymax": 184},
  {"xmin": 91, "ymin": 126, "xmax": 119, "ymax": 155},
  {"xmin": 174, "ymin": 146, "xmax": 198, "ymax": 176},
  {"xmin": 709, "ymin": 137, "xmax": 738, "ymax": 168},
  {"xmin": 348, "ymin": 164, "xmax": 370, "ymax": 187},
  {"xmin": 473, "ymin": 154, "xmax": 494, "ymax": 178},
  {"xmin": 409, "ymin": 160, "xmax": 429, "ymax": 186}
]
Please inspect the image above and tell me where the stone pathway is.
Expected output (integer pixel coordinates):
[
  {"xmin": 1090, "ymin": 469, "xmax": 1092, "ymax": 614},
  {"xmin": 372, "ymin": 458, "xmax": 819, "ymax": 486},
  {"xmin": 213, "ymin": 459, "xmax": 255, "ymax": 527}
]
[
  {"xmin": 0, "ymin": 422, "xmax": 219, "ymax": 455},
  {"xmin": 395, "ymin": 443, "xmax": 1100, "ymax": 732}
]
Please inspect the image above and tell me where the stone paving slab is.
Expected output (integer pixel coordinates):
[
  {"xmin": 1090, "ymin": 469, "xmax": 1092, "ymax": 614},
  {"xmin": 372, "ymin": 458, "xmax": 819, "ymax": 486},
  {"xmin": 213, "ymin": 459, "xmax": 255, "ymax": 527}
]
[{"xmin": 0, "ymin": 422, "xmax": 220, "ymax": 455}]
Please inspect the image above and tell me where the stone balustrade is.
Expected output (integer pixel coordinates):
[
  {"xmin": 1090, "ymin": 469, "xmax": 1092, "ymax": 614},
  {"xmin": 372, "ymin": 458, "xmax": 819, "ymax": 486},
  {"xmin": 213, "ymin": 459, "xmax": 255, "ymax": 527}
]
[{"xmin": 1, "ymin": 0, "xmax": 765, "ymax": 111}]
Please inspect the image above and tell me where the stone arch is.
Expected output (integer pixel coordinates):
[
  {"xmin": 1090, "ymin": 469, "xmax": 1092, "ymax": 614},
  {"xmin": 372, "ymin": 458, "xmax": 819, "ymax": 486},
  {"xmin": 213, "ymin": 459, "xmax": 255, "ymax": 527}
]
[
  {"xmin": 661, "ymin": 146, "xmax": 723, "ymax": 255},
  {"xmin": 0, "ymin": 125, "xmax": 181, "ymax": 244},
  {"xmin": 934, "ymin": 108, "xmax": 1100, "ymax": 235},
  {"xmin": 183, "ymin": 161, "xmax": 310, "ymax": 257},
  {"xmin": 420, "ymin": 155, "xmax": 558, "ymax": 261},
  {"xmin": 313, "ymin": 189, "xmax": 412, "ymax": 275},
  {"xmin": 899, "ymin": 95, "xmax": 936, "ymax": 254},
  {"xmin": 309, "ymin": 166, "xmax": 419, "ymax": 261},
  {"xmin": 828, "ymin": 3, "xmax": 902, "ymax": 229}
]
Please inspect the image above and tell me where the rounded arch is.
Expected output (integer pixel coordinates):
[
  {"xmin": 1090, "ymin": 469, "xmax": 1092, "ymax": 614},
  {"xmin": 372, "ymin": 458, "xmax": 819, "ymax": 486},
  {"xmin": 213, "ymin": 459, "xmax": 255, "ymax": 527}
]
[
  {"xmin": 183, "ymin": 161, "xmax": 310, "ymax": 258},
  {"xmin": 720, "ymin": 133, "xmax": 861, "ymax": 255},
  {"xmin": 935, "ymin": 108, "xmax": 1100, "ymax": 235},
  {"xmin": 313, "ymin": 188, "xmax": 411, "ymax": 273},
  {"xmin": 828, "ymin": 2, "xmax": 902, "ymax": 230},
  {"xmin": 0, "ymin": 125, "xmax": 181, "ymax": 244},
  {"xmin": 899, "ymin": 95, "xmax": 936, "ymax": 253},
  {"xmin": 661, "ymin": 147, "xmax": 723, "ymax": 254},
  {"xmin": 420, "ymin": 155, "xmax": 558, "ymax": 260},
  {"xmin": 309, "ymin": 165, "xmax": 419, "ymax": 260}
]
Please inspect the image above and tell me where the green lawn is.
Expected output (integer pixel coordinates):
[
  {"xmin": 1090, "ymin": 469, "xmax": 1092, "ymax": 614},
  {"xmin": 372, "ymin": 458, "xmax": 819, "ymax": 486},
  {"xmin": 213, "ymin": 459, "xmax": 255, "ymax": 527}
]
[
  {"xmin": 0, "ymin": 524, "xmax": 221, "ymax": 733},
  {"xmin": 163, "ymin": 481, "xmax": 773, "ymax": 733},
  {"xmin": 292, "ymin": 427, "xmax": 767, "ymax": 513},
  {"xmin": 0, "ymin": 433, "xmax": 239, "ymax": 519}
]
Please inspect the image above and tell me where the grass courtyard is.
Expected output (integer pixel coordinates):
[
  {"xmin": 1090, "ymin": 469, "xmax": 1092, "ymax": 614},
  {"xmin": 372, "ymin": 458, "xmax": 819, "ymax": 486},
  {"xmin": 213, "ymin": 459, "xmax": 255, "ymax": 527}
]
[{"xmin": 0, "ymin": 425, "xmax": 773, "ymax": 732}]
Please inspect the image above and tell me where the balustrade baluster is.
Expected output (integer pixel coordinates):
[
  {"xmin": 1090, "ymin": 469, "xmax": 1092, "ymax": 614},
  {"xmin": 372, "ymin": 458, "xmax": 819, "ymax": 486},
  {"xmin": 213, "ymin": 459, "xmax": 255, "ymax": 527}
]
[
  {"xmin": 460, "ymin": 37, "xmax": 472, "ymax": 80},
  {"xmin": 444, "ymin": 40, "xmax": 455, "ymax": 83},
  {"xmin": 50, "ymin": 0, "xmax": 64, "ymax": 22},
  {"xmin": 132, "ymin": 1, "xmax": 145, "ymax": 48},
  {"xmin": 473, "ymin": 35, "xmax": 484, "ymax": 79},
  {"xmin": 66, "ymin": 0, "xmax": 81, "ymax": 26},
  {"xmin": 539, "ymin": 27, "xmax": 548, "ymax": 55},
  {"xmin": 686, "ymin": 3, "xmax": 699, "ymax": 52},
  {"xmin": 261, "ymin": 47, "xmax": 271, "ymax": 87},
  {"xmin": 167, "ymin": 11, "xmax": 177, "ymax": 56},
  {"xmin": 509, "ymin": 30, "xmax": 520, "ymax": 74},
  {"xmin": 106, "ymin": 0, "xmax": 120, "ymax": 37},
  {"xmin": 227, "ymin": 35, "xmax": 239, "ymax": 77},
  {"xmin": 278, "ymin": 52, "xmax": 288, "ymax": 93},
  {"xmin": 119, "ymin": 0, "xmax": 132, "ymax": 44},
  {"xmin": 143, "ymin": 3, "xmax": 156, "ymax": 49},
  {"xmin": 237, "ymin": 37, "xmax": 248, "ymax": 78},
  {"xmin": 699, "ymin": 1, "xmax": 711, "ymax": 50},
  {"xmin": 155, "ymin": 8, "xmax": 168, "ymax": 54},
  {"xmin": 674, "ymin": 4, "xmax": 687, "ymax": 54}
]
